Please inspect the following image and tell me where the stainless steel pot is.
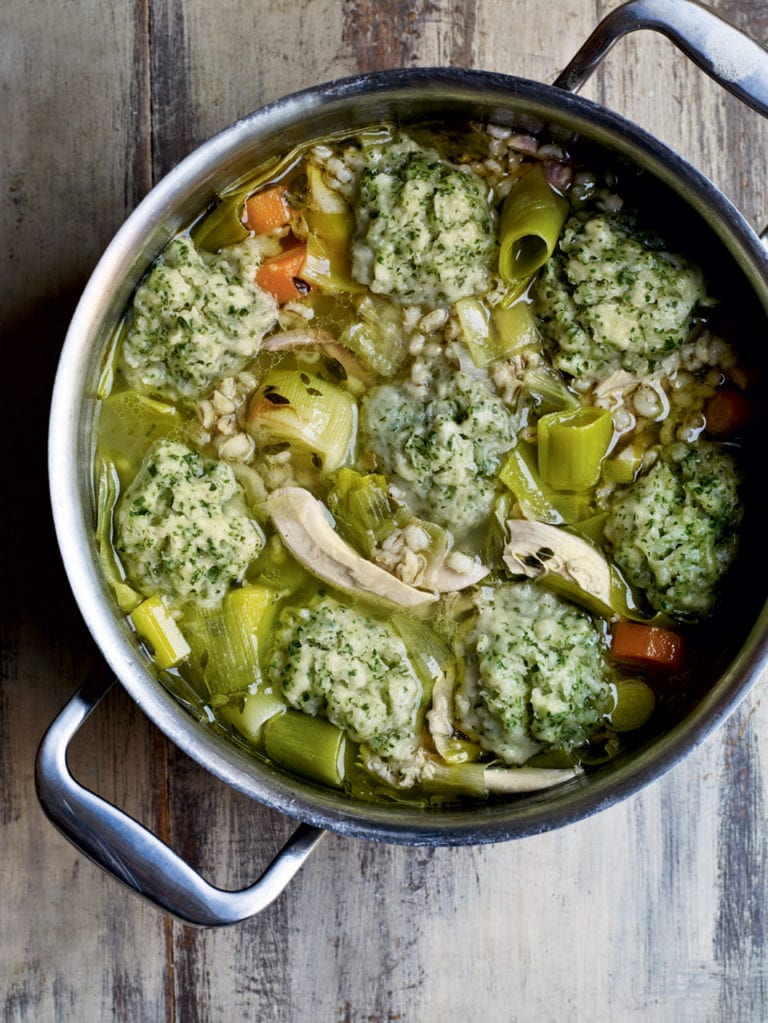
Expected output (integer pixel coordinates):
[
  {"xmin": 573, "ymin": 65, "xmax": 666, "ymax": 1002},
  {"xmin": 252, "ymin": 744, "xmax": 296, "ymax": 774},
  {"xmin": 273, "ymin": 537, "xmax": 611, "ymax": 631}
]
[{"xmin": 39, "ymin": 0, "xmax": 768, "ymax": 926}]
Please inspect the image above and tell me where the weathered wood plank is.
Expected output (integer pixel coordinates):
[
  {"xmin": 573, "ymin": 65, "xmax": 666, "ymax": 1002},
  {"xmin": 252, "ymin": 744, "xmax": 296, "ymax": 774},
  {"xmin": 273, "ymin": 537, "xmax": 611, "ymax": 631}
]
[{"xmin": 0, "ymin": 1, "xmax": 167, "ymax": 1020}]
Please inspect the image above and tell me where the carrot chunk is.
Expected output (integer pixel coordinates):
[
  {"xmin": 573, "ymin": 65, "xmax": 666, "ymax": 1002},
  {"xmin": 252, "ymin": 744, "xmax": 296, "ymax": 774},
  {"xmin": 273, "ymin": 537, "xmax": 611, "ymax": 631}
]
[
  {"xmin": 704, "ymin": 388, "xmax": 751, "ymax": 436},
  {"xmin": 609, "ymin": 622, "xmax": 685, "ymax": 674},
  {"xmin": 255, "ymin": 244, "xmax": 310, "ymax": 303},
  {"xmin": 245, "ymin": 186, "xmax": 292, "ymax": 234}
]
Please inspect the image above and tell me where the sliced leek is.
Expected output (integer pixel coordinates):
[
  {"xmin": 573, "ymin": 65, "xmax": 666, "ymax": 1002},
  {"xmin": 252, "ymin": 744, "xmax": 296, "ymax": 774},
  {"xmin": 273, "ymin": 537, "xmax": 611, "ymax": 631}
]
[
  {"xmin": 306, "ymin": 162, "xmax": 347, "ymax": 214},
  {"xmin": 263, "ymin": 710, "xmax": 347, "ymax": 788},
  {"xmin": 523, "ymin": 364, "xmax": 580, "ymax": 413},
  {"xmin": 246, "ymin": 367, "xmax": 357, "ymax": 472},
  {"xmin": 499, "ymin": 442, "xmax": 594, "ymax": 525},
  {"xmin": 456, "ymin": 297, "xmax": 540, "ymax": 368},
  {"xmin": 130, "ymin": 595, "xmax": 191, "ymax": 670},
  {"xmin": 537, "ymin": 406, "xmax": 614, "ymax": 492},
  {"xmin": 95, "ymin": 455, "xmax": 141, "ymax": 613},
  {"xmin": 338, "ymin": 294, "xmax": 407, "ymax": 377},
  {"xmin": 392, "ymin": 613, "xmax": 453, "ymax": 704},
  {"xmin": 498, "ymin": 164, "xmax": 569, "ymax": 296},
  {"xmin": 499, "ymin": 443, "xmax": 566, "ymax": 525},
  {"xmin": 303, "ymin": 214, "xmax": 362, "ymax": 295},
  {"xmin": 218, "ymin": 690, "xmax": 286, "ymax": 743},
  {"xmin": 421, "ymin": 758, "xmax": 582, "ymax": 797},
  {"xmin": 301, "ymin": 165, "xmax": 364, "ymax": 294},
  {"xmin": 492, "ymin": 300, "xmax": 541, "ymax": 356},
  {"xmin": 190, "ymin": 189, "xmax": 252, "ymax": 252},
  {"xmin": 249, "ymin": 533, "xmax": 310, "ymax": 595},
  {"xmin": 566, "ymin": 511, "xmax": 608, "ymax": 546},
  {"xmin": 547, "ymin": 491, "xmax": 595, "ymax": 523},
  {"xmin": 603, "ymin": 441, "xmax": 644, "ymax": 484},
  {"xmin": 327, "ymin": 468, "xmax": 401, "ymax": 556},
  {"xmin": 421, "ymin": 759, "xmax": 487, "ymax": 799},
  {"xmin": 482, "ymin": 764, "xmax": 583, "ymax": 794},
  {"xmin": 97, "ymin": 390, "xmax": 181, "ymax": 484},
  {"xmin": 609, "ymin": 680, "xmax": 656, "ymax": 732},
  {"xmin": 185, "ymin": 584, "xmax": 281, "ymax": 698}
]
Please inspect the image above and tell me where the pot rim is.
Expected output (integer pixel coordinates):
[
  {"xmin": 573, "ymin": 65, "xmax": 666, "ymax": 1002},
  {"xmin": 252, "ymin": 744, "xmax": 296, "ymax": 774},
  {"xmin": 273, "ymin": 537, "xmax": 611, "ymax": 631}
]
[{"xmin": 48, "ymin": 66, "xmax": 768, "ymax": 845}]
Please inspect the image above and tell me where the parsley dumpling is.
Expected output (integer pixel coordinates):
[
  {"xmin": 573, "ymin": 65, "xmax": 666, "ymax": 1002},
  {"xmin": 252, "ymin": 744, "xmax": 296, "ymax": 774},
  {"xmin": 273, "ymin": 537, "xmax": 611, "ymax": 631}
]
[
  {"xmin": 115, "ymin": 439, "xmax": 264, "ymax": 607},
  {"xmin": 351, "ymin": 138, "xmax": 495, "ymax": 306},
  {"xmin": 604, "ymin": 441, "xmax": 742, "ymax": 620},
  {"xmin": 454, "ymin": 581, "xmax": 614, "ymax": 765},
  {"xmin": 121, "ymin": 236, "xmax": 277, "ymax": 402},
  {"xmin": 268, "ymin": 593, "xmax": 425, "ymax": 785},
  {"xmin": 360, "ymin": 359, "xmax": 517, "ymax": 538},
  {"xmin": 534, "ymin": 210, "xmax": 707, "ymax": 381}
]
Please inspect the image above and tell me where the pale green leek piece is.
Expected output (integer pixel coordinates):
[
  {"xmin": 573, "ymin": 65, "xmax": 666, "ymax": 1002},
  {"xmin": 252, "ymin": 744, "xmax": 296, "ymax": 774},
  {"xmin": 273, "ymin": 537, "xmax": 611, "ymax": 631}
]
[
  {"xmin": 456, "ymin": 296, "xmax": 540, "ymax": 367},
  {"xmin": 95, "ymin": 456, "xmax": 141, "ymax": 613},
  {"xmin": 499, "ymin": 443, "xmax": 566, "ymax": 525},
  {"xmin": 339, "ymin": 293, "xmax": 407, "ymax": 377},
  {"xmin": 603, "ymin": 442, "xmax": 645, "ymax": 484},
  {"xmin": 498, "ymin": 163, "xmax": 569, "ymax": 298},
  {"xmin": 499, "ymin": 442, "xmax": 594, "ymax": 525},
  {"xmin": 609, "ymin": 680, "xmax": 656, "ymax": 732},
  {"xmin": 130, "ymin": 595, "xmax": 191, "ymax": 670},
  {"xmin": 537, "ymin": 406, "xmax": 614, "ymax": 492},
  {"xmin": 246, "ymin": 367, "xmax": 356, "ymax": 472},
  {"xmin": 185, "ymin": 584, "xmax": 281, "ymax": 699},
  {"xmin": 522, "ymin": 364, "xmax": 580, "ymax": 413},
  {"xmin": 263, "ymin": 710, "xmax": 347, "ymax": 789},
  {"xmin": 218, "ymin": 690, "xmax": 286, "ymax": 744},
  {"xmin": 98, "ymin": 390, "xmax": 181, "ymax": 484},
  {"xmin": 190, "ymin": 188, "xmax": 252, "ymax": 252},
  {"xmin": 301, "ymin": 163, "xmax": 364, "ymax": 295},
  {"xmin": 327, "ymin": 468, "xmax": 401, "ymax": 556}
]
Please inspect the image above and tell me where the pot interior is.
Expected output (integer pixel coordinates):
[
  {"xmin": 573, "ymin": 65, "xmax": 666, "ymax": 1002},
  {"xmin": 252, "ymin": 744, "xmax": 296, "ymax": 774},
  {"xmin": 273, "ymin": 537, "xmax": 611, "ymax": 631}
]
[{"xmin": 50, "ymin": 68, "xmax": 768, "ymax": 844}]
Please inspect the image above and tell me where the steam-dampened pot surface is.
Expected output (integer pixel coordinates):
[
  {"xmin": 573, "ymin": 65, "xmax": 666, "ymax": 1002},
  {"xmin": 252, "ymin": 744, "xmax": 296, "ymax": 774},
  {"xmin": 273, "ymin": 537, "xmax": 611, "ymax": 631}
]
[{"xmin": 6, "ymin": 1, "xmax": 768, "ymax": 1019}]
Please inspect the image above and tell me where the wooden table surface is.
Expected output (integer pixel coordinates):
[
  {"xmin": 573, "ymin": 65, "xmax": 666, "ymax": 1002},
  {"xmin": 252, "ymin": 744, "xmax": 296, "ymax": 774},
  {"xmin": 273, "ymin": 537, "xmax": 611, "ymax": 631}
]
[{"xmin": 4, "ymin": 1, "xmax": 768, "ymax": 1020}]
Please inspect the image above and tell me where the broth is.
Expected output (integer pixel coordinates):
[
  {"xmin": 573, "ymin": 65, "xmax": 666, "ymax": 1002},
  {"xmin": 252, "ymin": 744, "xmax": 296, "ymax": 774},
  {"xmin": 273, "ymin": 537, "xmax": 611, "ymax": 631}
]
[{"xmin": 94, "ymin": 119, "xmax": 756, "ymax": 805}]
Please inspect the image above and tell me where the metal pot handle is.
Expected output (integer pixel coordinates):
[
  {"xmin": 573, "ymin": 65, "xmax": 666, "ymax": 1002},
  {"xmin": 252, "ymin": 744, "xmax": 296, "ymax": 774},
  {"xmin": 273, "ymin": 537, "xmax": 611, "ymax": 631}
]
[
  {"xmin": 35, "ymin": 666, "xmax": 326, "ymax": 927},
  {"xmin": 554, "ymin": 0, "xmax": 768, "ymax": 119}
]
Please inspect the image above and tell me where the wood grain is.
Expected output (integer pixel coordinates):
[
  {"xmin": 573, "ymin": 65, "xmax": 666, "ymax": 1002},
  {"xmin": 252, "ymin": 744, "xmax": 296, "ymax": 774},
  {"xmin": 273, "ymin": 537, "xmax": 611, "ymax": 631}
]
[
  {"xmin": 1, "ymin": 0, "xmax": 168, "ymax": 1016},
  {"xmin": 3, "ymin": 1, "xmax": 768, "ymax": 1020}
]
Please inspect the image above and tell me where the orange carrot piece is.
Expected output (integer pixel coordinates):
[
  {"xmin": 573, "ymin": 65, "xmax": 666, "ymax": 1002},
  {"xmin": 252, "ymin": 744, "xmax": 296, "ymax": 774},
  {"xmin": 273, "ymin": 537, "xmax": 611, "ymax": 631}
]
[
  {"xmin": 255, "ymin": 244, "xmax": 309, "ymax": 303},
  {"xmin": 704, "ymin": 388, "xmax": 751, "ymax": 436},
  {"xmin": 245, "ymin": 186, "xmax": 292, "ymax": 234},
  {"xmin": 610, "ymin": 622, "xmax": 685, "ymax": 674}
]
